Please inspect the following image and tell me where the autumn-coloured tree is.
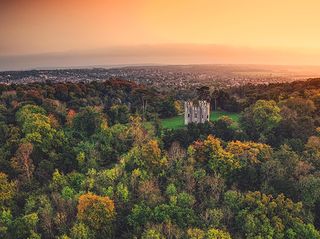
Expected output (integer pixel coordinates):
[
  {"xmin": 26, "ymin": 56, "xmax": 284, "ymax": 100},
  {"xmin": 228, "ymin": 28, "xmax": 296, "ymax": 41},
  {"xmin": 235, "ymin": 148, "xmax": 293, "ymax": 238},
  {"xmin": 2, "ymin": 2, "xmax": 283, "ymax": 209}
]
[
  {"xmin": 77, "ymin": 193, "xmax": 115, "ymax": 238},
  {"xmin": 66, "ymin": 109, "xmax": 76, "ymax": 126},
  {"xmin": 128, "ymin": 115, "xmax": 147, "ymax": 146},
  {"xmin": 226, "ymin": 140, "xmax": 272, "ymax": 167},
  {"xmin": 48, "ymin": 113, "xmax": 60, "ymax": 128},
  {"xmin": 206, "ymin": 228, "xmax": 232, "ymax": 239},
  {"xmin": 70, "ymin": 222, "xmax": 91, "ymax": 239},
  {"xmin": 141, "ymin": 140, "xmax": 163, "ymax": 168},
  {"xmin": 138, "ymin": 179, "xmax": 163, "ymax": 207},
  {"xmin": 0, "ymin": 173, "xmax": 16, "ymax": 209},
  {"xmin": 11, "ymin": 142, "xmax": 34, "ymax": 183},
  {"xmin": 187, "ymin": 228, "xmax": 205, "ymax": 239},
  {"xmin": 141, "ymin": 228, "xmax": 164, "ymax": 239},
  {"xmin": 189, "ymin": 135, "xmax": 239, "ymax": 176},
  {"xmin": 168, "ymin": 141, "xmax": 186, "ymax": 163}
]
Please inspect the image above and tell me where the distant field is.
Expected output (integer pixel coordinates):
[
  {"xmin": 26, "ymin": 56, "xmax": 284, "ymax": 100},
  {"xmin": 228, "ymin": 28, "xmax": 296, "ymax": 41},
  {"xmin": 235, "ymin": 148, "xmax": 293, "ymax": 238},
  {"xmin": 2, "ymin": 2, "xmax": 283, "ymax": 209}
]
[{"xmin": 161, "ymin": 111, "xmax": 240, "ymax": 129}]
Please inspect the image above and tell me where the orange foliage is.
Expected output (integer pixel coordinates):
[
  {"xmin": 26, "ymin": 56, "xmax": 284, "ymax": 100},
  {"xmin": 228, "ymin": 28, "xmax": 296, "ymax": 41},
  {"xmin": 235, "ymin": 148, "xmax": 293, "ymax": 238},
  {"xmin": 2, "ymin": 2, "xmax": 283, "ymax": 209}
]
[
  {"xmin": 77, "ymin": 193, "xmax": 115, "ymax": 231},
  {"xmin": 66, "ymin": 109, "xmax": 76, "ymax": 126}
]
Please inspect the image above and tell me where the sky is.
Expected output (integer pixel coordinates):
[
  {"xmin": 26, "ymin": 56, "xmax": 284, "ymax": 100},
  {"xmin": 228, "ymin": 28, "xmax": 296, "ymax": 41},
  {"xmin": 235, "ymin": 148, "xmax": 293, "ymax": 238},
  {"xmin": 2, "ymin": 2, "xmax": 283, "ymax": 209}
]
[{"xmin": 1, "ymin": 0, "xmax": 320, "ymax": 70}]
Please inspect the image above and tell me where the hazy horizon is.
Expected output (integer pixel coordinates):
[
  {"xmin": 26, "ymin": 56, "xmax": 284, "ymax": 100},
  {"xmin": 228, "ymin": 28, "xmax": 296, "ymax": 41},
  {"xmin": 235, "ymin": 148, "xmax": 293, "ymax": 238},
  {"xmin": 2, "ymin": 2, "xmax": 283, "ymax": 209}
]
[{"xmin": 3, "ymin": 44, "xmax": 320, "ymax": 71}]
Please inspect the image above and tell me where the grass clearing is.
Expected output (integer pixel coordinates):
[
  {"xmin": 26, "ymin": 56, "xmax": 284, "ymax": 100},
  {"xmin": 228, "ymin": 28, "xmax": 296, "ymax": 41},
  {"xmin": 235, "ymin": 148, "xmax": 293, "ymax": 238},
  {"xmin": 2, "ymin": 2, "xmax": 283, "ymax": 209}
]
[
  {"xmin": 209, "ymin": 111, "xmax": 240, "ymax": 122},
  {"xmin": 161, "ymin": 111, "xmax": 240, "ymax": 129},
  {"xmin": 161, "ymin": 115, "xmax": 185, "ymax": 129}
]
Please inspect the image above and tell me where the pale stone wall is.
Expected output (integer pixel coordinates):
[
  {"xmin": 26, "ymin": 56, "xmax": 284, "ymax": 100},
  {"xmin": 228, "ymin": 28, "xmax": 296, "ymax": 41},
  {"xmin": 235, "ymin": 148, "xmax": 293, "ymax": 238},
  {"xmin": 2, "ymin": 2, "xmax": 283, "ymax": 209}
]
[{"xmin": 184, "ymin": 100, "xmax": 210, "ymax": 125}]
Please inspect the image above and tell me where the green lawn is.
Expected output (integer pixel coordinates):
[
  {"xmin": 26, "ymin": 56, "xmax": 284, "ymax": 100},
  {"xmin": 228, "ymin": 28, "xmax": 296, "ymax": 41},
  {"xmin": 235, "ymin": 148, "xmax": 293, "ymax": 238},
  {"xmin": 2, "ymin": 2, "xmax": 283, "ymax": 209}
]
[
  {"xmin": 161, "ymin": 111, "xmax": 240, "ymax": 129},
  {"xmin": 209, "ymin": 111, "xmax": 240, "ymax": 122},
  {"xmin": 161, "ymin": 115, "xmax": 185, "ymax": 129}
]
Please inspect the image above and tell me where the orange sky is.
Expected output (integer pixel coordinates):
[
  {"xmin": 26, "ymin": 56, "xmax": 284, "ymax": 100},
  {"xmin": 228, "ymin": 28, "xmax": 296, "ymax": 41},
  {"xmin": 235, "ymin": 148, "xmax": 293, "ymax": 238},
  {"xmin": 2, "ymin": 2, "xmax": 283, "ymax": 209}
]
[{"xmin": 1, "ymin": 0, "xmax": 320, "ymax": 68}]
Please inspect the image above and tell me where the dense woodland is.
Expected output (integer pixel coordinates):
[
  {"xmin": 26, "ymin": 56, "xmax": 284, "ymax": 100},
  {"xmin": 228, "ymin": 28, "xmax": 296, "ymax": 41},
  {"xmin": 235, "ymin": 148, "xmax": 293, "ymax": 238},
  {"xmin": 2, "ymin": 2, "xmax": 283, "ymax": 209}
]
[{"xmin": 0, "ymin": 78, "xmax": 320, "ymax": 238}]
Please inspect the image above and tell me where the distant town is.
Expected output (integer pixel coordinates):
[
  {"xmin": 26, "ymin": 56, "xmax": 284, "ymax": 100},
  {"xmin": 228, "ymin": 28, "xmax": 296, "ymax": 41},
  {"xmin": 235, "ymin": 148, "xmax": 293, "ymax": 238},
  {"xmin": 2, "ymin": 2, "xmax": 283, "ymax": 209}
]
[{"xmin": 1, "ymin": 64, "xmax": 320, "ymax": 90}]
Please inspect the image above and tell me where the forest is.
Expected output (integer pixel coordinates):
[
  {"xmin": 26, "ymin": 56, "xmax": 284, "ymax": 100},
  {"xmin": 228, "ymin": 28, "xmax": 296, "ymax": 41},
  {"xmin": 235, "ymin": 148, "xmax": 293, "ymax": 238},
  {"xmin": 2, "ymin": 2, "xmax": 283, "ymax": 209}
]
[{"xmin": 0, "ymin": 78, "xmax": 320, "ymax": 238}]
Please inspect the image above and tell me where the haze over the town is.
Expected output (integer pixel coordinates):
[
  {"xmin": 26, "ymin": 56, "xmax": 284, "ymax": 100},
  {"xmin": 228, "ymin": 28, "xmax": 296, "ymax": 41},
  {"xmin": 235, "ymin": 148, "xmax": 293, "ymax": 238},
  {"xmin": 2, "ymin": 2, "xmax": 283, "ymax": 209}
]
[{"xmin": 2, "ymin": 0, "xmax": 320, "ymax": 70}]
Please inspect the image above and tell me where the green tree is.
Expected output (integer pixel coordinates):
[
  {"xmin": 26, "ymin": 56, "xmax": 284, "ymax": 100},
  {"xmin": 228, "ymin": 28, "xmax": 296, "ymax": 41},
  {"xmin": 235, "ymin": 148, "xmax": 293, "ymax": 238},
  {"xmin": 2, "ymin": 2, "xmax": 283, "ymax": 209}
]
[
  {"xmin": 213, "ymin": 116, "xmax": 237, "ymax": 141},
  {"xmin": 109, "ymin": 104, "xmax": 130, "ymax": 125},
  {"xmin": 73, "ymin": 107, "xmax": 106, "ymax": 138},
  {"xmin": 261, "ymin": 145, "xmax": 300, "ymax": 197},
  {"xmin": 12, "ymin": 213, "xmax": 40, "ymax": 239},
  {"xmin": 240, "ymin": 100, "xmax": 281, "ymax": 142},
  {"xmin": 0, "ymin": 209, "xmax": 13, "ymax": 238},
  {"xmin": 304, "ymin": 136, "xmax": 320, "ymax": 169},
  {"xmin": 224, "ymin": 191, "xmax": 320, "ymax": 239},
  {"xmin": 16, "ymin": 105, "xmax": 56, "ymax": 151},
  {"xmin": 128, "ymin": 203, "xmax": 152, "ymax": 231},
  {"xmin": 141, "ymin": 229, "xmax": 164, "ymax": 239},
  {"xmin": 70, "ymin": 222, "xmax": 91, "ymax": 239},
  {"xmin": 299, "ymin": 175, "xmax": 320, "ymax": 208}
]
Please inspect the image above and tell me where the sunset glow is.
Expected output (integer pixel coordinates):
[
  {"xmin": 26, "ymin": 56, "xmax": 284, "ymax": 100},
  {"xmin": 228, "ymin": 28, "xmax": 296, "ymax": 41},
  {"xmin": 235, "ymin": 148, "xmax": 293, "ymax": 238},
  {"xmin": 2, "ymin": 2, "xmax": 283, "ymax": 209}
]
[{"xmin": 2, "ymin": 0, "xmax": 320, "ymax": 68}]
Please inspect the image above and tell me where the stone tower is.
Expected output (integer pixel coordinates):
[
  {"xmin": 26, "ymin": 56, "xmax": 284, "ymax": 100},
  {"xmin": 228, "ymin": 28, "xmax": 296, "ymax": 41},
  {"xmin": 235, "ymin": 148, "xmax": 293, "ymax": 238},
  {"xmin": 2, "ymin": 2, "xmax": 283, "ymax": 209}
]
[{"xmin": 184, "ymin": 100, "xmax": 210, "ymax": 125}]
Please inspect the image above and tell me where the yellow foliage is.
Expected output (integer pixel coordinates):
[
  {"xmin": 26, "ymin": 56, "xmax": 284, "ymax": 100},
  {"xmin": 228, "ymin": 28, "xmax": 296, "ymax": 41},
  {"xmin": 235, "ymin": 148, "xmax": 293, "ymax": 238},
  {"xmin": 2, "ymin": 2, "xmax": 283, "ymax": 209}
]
[
  {"xmin": 187, "ymin": 228, "xmax": 205, "ymax": 239},
  {"xmin": 141, "ymin": 140, "xmax": 165, "ymax": 168},
  {"xmin": 77, "ymin": 193, "xmax": 115, "ymax": 231},
  {"xmin": 191, "ymin": 135, "xmax": 240, "ymax": 175},
  {"xmin": 0, "ymin": 172, "xmax": 16, "ymax": 208},
  {"xmin": 226, "ymin": 141, "xmax": 272, "ymax": 166},
  {"xmin": 174, "ymin": 100, "xmax": 183, "ymax": 114}
]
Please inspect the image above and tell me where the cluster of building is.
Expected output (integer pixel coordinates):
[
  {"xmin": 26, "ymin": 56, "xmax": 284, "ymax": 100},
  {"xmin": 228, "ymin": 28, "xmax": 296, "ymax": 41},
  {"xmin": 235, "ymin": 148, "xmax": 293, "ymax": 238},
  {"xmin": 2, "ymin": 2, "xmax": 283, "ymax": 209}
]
[{"xmin": 0, "ymin": 66, "xmax": 300, "ymax": 87}]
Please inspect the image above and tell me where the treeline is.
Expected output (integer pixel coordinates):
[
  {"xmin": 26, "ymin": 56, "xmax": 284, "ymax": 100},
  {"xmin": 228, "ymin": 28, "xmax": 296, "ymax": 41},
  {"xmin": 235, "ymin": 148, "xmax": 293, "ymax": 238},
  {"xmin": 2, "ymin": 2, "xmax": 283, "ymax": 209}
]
[
  {"xmin": 0, "ymin": 78, "xmax": 320, "ymax": 238},
  {"xmin": 0, "ymin": 79, "xmax": 180, "ymax": 123},
  {"xmin": 196, "ymin": 78, "xmax": 320, "ymax": 113}
]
